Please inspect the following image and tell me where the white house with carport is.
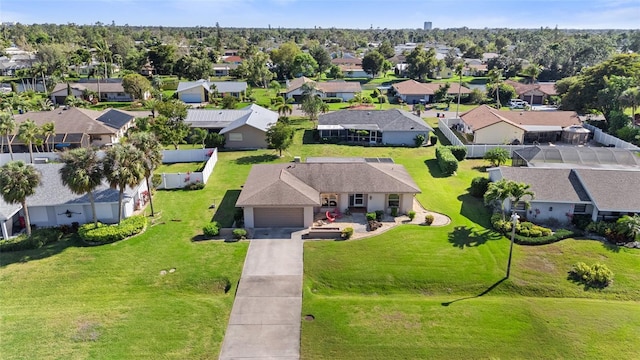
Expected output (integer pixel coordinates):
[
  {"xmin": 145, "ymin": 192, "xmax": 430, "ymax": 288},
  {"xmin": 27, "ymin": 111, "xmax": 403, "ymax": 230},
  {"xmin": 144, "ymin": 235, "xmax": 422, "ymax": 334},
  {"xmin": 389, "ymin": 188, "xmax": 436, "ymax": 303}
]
[
  {"xmin": 0, "ymin": 163, "xmax": 147, "ymax": 239},
  {"xmin": 283, "ymin": 77, "xmax": 362, "ymax": 102},
  {"xmin": 177, "ymin": 80, "xmax": 247, "ymax": 103}
]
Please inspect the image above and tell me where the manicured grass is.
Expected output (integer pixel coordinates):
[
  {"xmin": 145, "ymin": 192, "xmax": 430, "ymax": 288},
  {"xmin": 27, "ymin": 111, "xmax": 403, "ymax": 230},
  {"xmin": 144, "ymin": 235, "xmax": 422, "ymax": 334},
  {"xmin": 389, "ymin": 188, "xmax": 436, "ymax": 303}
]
[{"xmin": 156, "ymin": 161, "xmax": 205, "ymax": 173}]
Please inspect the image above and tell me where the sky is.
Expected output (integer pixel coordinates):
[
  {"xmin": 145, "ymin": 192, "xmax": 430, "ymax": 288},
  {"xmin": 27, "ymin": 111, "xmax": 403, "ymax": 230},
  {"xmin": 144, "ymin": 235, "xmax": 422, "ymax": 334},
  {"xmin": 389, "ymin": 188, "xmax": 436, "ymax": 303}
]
[{"xmin": 1, "ymin": 0, "xmax": 639, "ymax": 30}]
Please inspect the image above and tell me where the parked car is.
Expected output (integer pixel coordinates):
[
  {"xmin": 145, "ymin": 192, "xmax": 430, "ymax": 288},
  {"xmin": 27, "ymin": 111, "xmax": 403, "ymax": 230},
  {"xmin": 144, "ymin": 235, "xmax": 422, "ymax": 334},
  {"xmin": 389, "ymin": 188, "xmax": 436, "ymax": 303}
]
[{"xmin": 509, "ymin": 99, "xmax": 528, "ymax": 108}]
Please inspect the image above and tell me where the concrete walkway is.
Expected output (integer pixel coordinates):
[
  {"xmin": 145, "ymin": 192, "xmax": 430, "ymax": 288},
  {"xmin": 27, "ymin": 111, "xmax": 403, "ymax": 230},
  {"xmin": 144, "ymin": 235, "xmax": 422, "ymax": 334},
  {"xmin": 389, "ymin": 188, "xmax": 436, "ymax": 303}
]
[{"xmin": 219, "ymin": 230, "xmax": 304, "ymax": 360}]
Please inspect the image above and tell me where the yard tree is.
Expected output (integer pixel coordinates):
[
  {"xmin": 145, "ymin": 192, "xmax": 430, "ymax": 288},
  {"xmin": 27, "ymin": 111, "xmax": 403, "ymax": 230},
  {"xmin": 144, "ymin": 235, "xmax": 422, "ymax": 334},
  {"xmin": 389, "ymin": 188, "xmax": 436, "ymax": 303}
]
[
  {"xmin": 0, "ymin": 160, "xmax": 41, "ymax": 236},
  {"xmin": 523, "ymin": 64, "xmax": 541, "ymax": 84},
  {"xmin": 406, "ymin": 45, "xmax": 438, "ymax": 81},
  {"xmin": 328, "ymin": 65, "xmax": 343, "ymax": 79},
  {"xmin": 0, "ymin": 111, "xmax": 16, "ymax": 160},
  {"xmin": 277, "ymin": 102, "xmax": 293, "ymax": 118},
  {"xmin": 270, "ymin": 41, "xmax": 302, "ymax": 79},
  {"xmin": 221, "ymin": 95, "xmax": 239, "ymax": 109},
  {"xmin": 151, "ymin": 115, "xmax": 189, "ymax": 150},
  {"xmin": 237, "ymin": 51, "xmax": 273, "ymax": 88},
  {"xmin": 484, "ymin": 179, "xmax": 511, "ymax": 220},
  {"xmin": 483, "ymin": 147, "xmax": 510, "ymax": 167},
  {"xmin": 129, "ymin": 132, "xmax": 163, "ymax": 217},
  {"xmin": 18, "ymin": 119, "xmax": 41, "ymax": 163},
  {"xmin": 309, "ymin": 45, "xmax": 332, "ymax": 77},
  {"xmin": 103, "ymin": 144, "xmax": 145, "ymax": 224},
  {"xmin": 59, "ymin": 147, "xmax": 103, "ymax": 226},
  {"xmin": 378, "ymin": 40, "xmax": 395, "ymax": 59},
  {"xmin": 619, "ymin": 87, "xmax": 640, "ymax": 117},
  {"xmin": 291, "ymin": 53, "xmax": 318, "ymax": 78},
  {"xmin": 301, "ymin": 96, "xmax": 324, "ymax": 122},
  {"xmin": 122, "ymin": 73, "xmax": 152, "ymax": 100},
  {"xmin": 265, "ymin": 121, "xmax": 294, "ymax": 157},
  {"xmin": 41, "ymin": 121, "xmax": 55, "ymax": 152},
  {"xmin": 362, "ymin": 50, "xmax": 385, "ymax": 78},
  {"xmin": 148, "ymin": 44, "xmax": 179, "ymax": 75},
  {"xmin": 94, "ymin": 39, "xmax": 112, "ymax": 80},
  {"xmin": 189, "ymin": 128, "xmax": 208, "ymax": 149},
  {"xmin": 487, "ymin": 68, "xmax": 504, "ymax": 106}
]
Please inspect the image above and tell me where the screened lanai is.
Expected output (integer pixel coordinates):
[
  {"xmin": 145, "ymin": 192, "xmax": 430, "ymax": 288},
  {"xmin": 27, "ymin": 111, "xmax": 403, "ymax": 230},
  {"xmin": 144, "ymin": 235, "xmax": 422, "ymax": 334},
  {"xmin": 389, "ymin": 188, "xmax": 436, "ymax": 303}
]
[{"xmin": 512, "ymin": 145, "xmax": 640, "ymax": 169}]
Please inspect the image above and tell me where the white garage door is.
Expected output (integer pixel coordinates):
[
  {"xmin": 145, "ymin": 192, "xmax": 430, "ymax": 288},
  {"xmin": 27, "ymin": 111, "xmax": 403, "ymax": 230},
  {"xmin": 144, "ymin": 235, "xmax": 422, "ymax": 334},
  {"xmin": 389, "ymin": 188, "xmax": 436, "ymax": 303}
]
[{"xmin": 253, "ymin": 207, "xmax": 304, "ymax": 227}]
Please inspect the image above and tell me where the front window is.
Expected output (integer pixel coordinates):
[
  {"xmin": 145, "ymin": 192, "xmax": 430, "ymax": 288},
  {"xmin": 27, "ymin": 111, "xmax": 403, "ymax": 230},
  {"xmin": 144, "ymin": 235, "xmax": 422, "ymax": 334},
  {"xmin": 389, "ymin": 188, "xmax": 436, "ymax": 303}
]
[
  {"xmin": 321, "ymin": 193, "xmax": 338, "ymax": 207},
  {"xmin": 388, "ymin": 194, "xmax": 400, "ymax": 207},
  {"xmin": 229, "ymin": 133, "xmax": 243, "ymax": 141}
]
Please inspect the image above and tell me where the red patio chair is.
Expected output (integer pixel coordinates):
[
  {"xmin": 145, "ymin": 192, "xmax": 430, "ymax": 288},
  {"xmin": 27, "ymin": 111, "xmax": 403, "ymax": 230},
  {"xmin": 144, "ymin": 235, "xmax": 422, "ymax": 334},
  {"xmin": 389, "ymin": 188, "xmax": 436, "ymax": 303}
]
[{"xmin": 326, "ymin": 210, "xmax": 335, "ymax": 223}]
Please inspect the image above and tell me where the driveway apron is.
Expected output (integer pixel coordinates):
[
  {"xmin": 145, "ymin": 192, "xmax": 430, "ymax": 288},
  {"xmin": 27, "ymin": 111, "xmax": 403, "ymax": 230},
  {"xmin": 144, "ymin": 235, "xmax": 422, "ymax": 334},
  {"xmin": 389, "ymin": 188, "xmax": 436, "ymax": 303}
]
[{"xmin": 219, "ymin": 231, "xmax": 304, "ymax": 360}]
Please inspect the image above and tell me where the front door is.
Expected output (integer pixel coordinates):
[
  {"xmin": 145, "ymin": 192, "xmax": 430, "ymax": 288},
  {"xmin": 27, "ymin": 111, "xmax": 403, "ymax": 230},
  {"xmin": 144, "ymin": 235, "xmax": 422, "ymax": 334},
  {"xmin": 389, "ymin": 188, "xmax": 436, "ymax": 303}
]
[{"xmin": 349, "ymin": 193, "xmax": 365, "ymax": 207}]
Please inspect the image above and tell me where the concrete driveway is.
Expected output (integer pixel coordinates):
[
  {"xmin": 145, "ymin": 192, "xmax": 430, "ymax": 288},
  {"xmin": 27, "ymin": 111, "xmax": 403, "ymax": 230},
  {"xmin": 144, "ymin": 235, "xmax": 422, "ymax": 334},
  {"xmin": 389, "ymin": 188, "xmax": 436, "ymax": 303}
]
[{"xmin": 219, "ymin": 231, "xmax": 304, "ymax": 360}]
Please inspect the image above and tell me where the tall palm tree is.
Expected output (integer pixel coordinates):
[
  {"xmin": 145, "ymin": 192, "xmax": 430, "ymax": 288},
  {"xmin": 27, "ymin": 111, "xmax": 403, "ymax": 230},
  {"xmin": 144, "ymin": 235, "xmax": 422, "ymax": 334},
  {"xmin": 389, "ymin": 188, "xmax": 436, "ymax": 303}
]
[
  {"xmin": 507, "ymin": 181, "xmax": 535, "ymax": 211},
  {"xmin": 455, "ymin": 62, "xmax": 465, "ymax": 118},
  {"xmin": 619, "ymin": 87, "xmax": 640, "ymax": 118},
  {"xmin": 487, "ymin": 68, "xmax": 503, "ymax": 107},
  {"xmin": 144, "ymin": 98, "xmax": 160, "ymax": 118},
  {"xmin": 103, "ymin": 144, "xmax": 145, "ymax": 223},
  {"xmin": 523, "ymin": 64, "xmax": 541, "ymax": 84},
  {"xmin": 484, "ymin": 179, "xmax": 511, "ymax": 220},
  {"xmin": 0, "ymin": 112, "xmax": 16, "ymax": 160},
  {"xmin": 18, "ymin": 119, "xmax": 41, "ymax": 163},
  {"xmin": 0, "ymin": 161, "xmax": 41, "ymax": 236},
  {"xmin": 59, "ymin": 148, "xmax": 103, "ymax": 226},
  {"xmin": 277, "ymin": 102, "xmax": 293, "ymax": 117},
  {"xmin": 128, "ymin": 132, "xmax": 163, "ymax": 217},
  {"xmin": 41, "ymin": 122, "xmax": 55, "ymax": 152}
]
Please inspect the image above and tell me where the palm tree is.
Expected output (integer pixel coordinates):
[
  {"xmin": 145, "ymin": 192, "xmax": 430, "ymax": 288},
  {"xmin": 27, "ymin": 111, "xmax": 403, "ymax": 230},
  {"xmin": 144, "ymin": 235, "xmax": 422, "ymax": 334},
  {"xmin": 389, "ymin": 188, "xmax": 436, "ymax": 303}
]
[
  {"xmin": 484, "ymin": 179, "xmax": 511, "ymax": 220},
  {"xmin": 455, "ymin": 62, "xmax": 465, "ymax": 118},
  {"xmin": 277, "ymin": 102, "xmax": 293, "ymax": 117},
  {"xmin": 0, "ymin": 112, "xmax": 16, "ymax": 160},
  {"xmin": 41, "ymin": 122, "xmax": 55, "ymax": 152},
  {"xmin": 128, "ymin": 132, "xmax": 163, "ymax": 217},
  {"xmin": 59, "ymin": 148, "xmax": 103, "ymax": 226},
  {"xmin": 38, "ymin": 98, "xmax": 53, "ymax": 111},
  {"xmin": 144, "ymin": 98, "xmax": 160, "ymax": 118},
  {"xmin": 0, "ymin": 161, "xmax": 41, "ymax": 236},
  {"xmin": 523, "ymin": 64, "xmax": 541, "ymax": 84},
  {"xmin": 487, "ymin": 68, "xmax": 503, "ymax": 107},
  {"xmin": 619, "ymin": 87, "xmax": 640, "ymax": 118},
  {"xmin": 103, "ymin": 143, "xmax": 146, "ymax": 223},
  {"xmin": 507, "ymin": 181, "xmax": 535, "ymax": 211},
  {"xmin": 18, "ymin": 119, "xmax": 41, "ymax": 163}
]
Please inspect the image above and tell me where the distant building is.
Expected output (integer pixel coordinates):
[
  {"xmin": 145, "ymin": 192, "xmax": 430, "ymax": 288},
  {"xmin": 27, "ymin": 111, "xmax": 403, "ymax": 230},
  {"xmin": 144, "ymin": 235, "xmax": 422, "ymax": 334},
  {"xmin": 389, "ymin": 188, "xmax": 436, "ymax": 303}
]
[{"xmin": 424, "ymin": 21, "xmax": 432, "ymax": 30}]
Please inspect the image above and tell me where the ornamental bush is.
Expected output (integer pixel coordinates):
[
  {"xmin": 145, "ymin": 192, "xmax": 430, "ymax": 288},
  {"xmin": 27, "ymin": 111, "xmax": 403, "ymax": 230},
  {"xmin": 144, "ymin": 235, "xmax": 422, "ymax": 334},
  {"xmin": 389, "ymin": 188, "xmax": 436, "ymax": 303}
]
[
  {"xmin": 407, "ymin": 210, "xmax": 416, "ymax": 220},
  {"xmin": 232, "ymin": 228, "xmax": 247, "ymax": 240},
  {"xmin": 447, "ymin": 145, "xmax": 468, "ymax": 161},
  {"xmin": 469, "ymin": 177, "xmax": 490, "ymax": 198},
  {"xmin": 569, "ymin": 262, "xmax": 614, "ymax": 287},
  {"xmin": 435, "ymin": 146, "xmax": 458, "ymax": 176},
  {"xmin": 0, "ymin": 228, "xmax": 63, "ymax": 252},
  {"xmin": 425, "ymin": 214, "xmax": 435, "ymax": 225},
  {"xmin": 341, "ymin": 227, "xmax": 354, "ymax": 240},
  {"xmin": 366, "ymin": 212, "xmax": 377, "ymax": 221},
  {"xmin": 78, "ymin": 215, "xmax": 147, "ymax": 244},
  {"xmin": 203, "ymin": 222, "xmax": 220, "ymax": 237}
]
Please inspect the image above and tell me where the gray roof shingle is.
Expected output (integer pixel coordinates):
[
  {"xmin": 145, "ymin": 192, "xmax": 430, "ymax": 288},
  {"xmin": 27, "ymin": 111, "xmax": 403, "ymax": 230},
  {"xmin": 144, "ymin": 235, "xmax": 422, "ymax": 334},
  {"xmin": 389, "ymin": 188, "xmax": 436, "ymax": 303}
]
[
  {"xmin": 497, "ymin": 167, "xmax": 591, "ymax": 203},
  {"xmin": 573, "ymin": 169, "xmax": 640, "ymax": 212},
  {"xmin": 318, "ymin": 109, "xmax": 433, "ymax": 132}
]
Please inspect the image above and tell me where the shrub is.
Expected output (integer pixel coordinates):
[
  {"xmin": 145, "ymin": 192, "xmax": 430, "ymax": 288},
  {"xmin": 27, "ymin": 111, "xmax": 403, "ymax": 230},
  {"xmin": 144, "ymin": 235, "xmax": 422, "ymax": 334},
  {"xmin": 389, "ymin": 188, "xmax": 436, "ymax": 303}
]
[
  {"xmin": 407, "ymin": 210, "xmax": 416, "ymax": 220},
  {"xmin": 234, "ymin": 208, "xmax": 244, "ymax": 228},
  {"xmin": 483, "ymin": 147, "xmax": 510, "ymax": 167},
  {"xmin": 322, "ymin": 97, "xmax": 343, "ymax": 103},
  {"xmin": 447, "ymin": 145, "xmax": 468, "ymax": 161},
  {"xmin": 572, "ymin": 214, "xmax": 592, "ymax": 230},
  {"xmin": 435, "ymin": 146, "xmax": 458, "ymax": 176},
  {"xmin": 0, "ymin": 228, "xmax": 63, "ymax": 252},
  {"xmin": 366, "ymin": 212, "xmax": 377, "ymax": 221},
  {"xmin": 341, "ymin": 227, "xmax": 354, "ymax": 239},
  {"xmin": 425, "ymin": 214, "xmax": 435, "ymax": 225},
  {"xmin": 469, "ymin": 177, "xmax": 490, "ymax": 197},
  {"xmin": 569, "ymin": 262, "xmax": 614, "ymax": 287},
  {"xmin": 390, "ymin": 207, "xmax": 398, "ymax": 217},
  {"xmin": 414, "ymin": 134, "xmax": 425, "ymax": 147},
  {"xmin": 519, "ymin": 229, "xmax": 530, "ymax": 237},
  {"xmin": 375, "ymin": 210, "xmax": 384, "ymax": 221},
  {"xmin": 528, "ymin": 229, "xmax": 542, "ymax": 237},
  {"xmin": 232, "ymin": 228, "xmax": 247, "ymax": 240},
  {"xmin": 514, "ymin": 229, "xmax": 577, "ymax": 245},
  {"xmin": 429, "ymin": 135, "xmax": 438, "ymax": 146},
  {"xmin": 185, "ymin": 181, "xmax": 205, "ymax": 190},
  {"xmin": 78, "ymin": 215, "xmax": 147, "ymax": 244},
  {"xmin": 203, "ymin": 222, "xmax": 220, "ymax": 237}
]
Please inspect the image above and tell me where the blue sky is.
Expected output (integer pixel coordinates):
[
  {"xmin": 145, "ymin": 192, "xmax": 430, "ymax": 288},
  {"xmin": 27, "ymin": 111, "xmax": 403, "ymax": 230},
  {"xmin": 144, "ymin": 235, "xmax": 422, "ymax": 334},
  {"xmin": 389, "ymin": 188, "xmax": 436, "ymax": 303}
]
[{"xmin": 1, "ymin": 0, "xmax": 639, "ymax": 29}]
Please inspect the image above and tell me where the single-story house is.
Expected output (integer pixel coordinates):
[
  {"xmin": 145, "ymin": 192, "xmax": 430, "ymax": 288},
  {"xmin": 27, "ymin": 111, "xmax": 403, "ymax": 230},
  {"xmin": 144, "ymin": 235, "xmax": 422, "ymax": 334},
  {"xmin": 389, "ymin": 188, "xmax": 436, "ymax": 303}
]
[
  {"xmin": 212, "ymin": 63, "xmax": 238, "ymax": 77},
  {"xmin": 505, "ymin": 80, "xmax": 557, "ymax": 105},
  {"xmin": 318, "ymin": 109, "xmax": 433, "ymax": 145},
  {"xmin": 331, "ymin": 57, "xmax": 362, "ymax": 66},
  {"xmin": 10, "ymin": 107, "xmax": 139, "ymax": 151},
  {"xmin": 176, "ymin": 80, "xmax": 248, "ymax": 103},
  {"xmin": 284, "ymin": 77, "xmax": 362, "ymax": 102},
  {"xmin": 458, "ymin": 105, "xmax": 583, "ymax": 145},
  {"xmin": 512, "ymin": 146, "xmax": 640, "ymax": 169},
  {"xmin": 339, "ymin": 65, "xmax": 372, "ymax": 78},
  {"xmin": 50, "ymin": 79, "xmax": 147, "ymax": 104},
  {"xmin": 184, "ymin": 104, "xmax": 277, "ymax": 149},
  {"xmin": 489, "ymin": 166, "xmax": 640, "ymax": 223},
  {"xmin": 0, "ymin": 163, "xmax": 147, "ymax": 239},
  {"xmin": 222, "ymin": 55, "xmax": 243, "ymax": 64},
  {"xmin": 392, "ymin": 79, "xmax": 471, "ymax": 104},
  {"xmin": 236, "ymin": 159, "xmax": 421, "ymax": 228}
]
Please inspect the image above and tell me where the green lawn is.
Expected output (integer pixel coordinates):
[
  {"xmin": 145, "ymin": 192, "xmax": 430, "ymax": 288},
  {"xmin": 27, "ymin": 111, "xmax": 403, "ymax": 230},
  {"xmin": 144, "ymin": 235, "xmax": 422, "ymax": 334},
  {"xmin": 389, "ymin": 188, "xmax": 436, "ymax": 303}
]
[{"xmin": 156, "ymin": 161, "xmax": 206, "ymax": 173}]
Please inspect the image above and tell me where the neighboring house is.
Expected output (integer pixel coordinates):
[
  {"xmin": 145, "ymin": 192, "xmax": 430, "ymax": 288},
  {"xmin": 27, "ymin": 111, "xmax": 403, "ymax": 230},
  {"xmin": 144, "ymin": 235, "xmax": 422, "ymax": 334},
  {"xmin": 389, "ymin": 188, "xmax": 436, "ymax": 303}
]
[
  {"xmin": 392, "ymin": 79, "xmax": 471, "ymax": 104},
  {"xmin": 236, "ymin": 159, "xmax": 421, "ymax": 228},
  {"xmin": 505, "ymin": 80, "xmax": 557, "ymax": 105},
  {"xmin": 139, "ymin": 62, "xmax": 155, "ymax": 76},
  {"xmin": 318, "ymin": 109, "xmax": 433, "ymax": 146},
  {"xmin": 212, "ymin": 63, "xmax": 238, "ymax": 77},
  {"xmin": 50, "ymin": 79, "xmax": 148, "ymax": 104},
  {"xmin": 185, "ymin": 104, "xmax": 277, "ymax": 149},
  {"xmin": 331, "ymin": 57, "xmax": 362, "ymax": 67},
  {"xmin": 10, "ymin": 107, "xmax": 139, "ymax": 151},
  {"xmin": 489, "ymin": 166, "xmax": 640, "ymax": 223},
  {"xmin": 339, "ymin": 65, "xmax": 372, "ymax": 78},
  {"xmin": 0, "ymin": 163, "xmax": 147, "ymax": 239},
  {"xmin": 284, "ymin": 77, "xmax": 362, "ymax": 102},
  {"xmin": 176, "ymin": 80, "xmax": 247, "ymax": 103},
  {"xmin": 0, "ymin": 46, "xmax": 36, "ymax": 76},
  {"xmin": 222, "ymin": 55, "xmax": 243, "ymax": 64},
  {"xmin": 458, "ymin": 105, "xmax": 583, "ymax": 144},
  {"xmin": 512, "ymin": 146, "xmax": 640, "ymax": 169}
]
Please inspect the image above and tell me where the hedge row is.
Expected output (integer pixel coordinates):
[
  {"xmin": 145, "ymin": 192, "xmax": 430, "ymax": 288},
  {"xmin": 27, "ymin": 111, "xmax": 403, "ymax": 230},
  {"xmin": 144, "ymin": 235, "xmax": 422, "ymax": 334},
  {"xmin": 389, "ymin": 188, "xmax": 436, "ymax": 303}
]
[
  {"xmin": 514, "ymin": 229, "xmax": 578, "ymax": 245},
  {"xmin": 78, "ymin": 215, "xmax": 148, "ymax": 244},
  {"xmin": 0, "ymin": 228, "xmax": 63, "ymax": 252},
  {"xmin": 322, "ymin": 97, "xmax": 343, "ymax": 103},
  {"xmin": 447, "ymin": 145, "xmax": 468, "ymax": 161},
  {"xmin": 435, "ymin": 146, "xmax": 458, "ymax": 175}
]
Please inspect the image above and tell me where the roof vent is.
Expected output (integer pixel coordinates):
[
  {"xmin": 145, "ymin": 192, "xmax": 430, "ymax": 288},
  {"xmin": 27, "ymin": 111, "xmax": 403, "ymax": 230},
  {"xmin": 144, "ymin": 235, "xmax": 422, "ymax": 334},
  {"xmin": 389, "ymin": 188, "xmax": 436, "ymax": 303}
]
[{"xmin": 367, "ymin": 112, "xmax": 371, "ymax": 115}]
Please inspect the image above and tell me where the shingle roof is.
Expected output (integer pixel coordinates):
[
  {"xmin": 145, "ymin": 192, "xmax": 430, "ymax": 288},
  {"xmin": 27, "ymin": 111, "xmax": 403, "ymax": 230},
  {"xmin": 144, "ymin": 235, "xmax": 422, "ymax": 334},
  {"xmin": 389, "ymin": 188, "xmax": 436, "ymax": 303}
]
[
  {"xmin": 331, "ymin": 58, "xmax": 362, "ymax": 65},
  {"xmin": 318, "ymin": 109, "xmax": 433, "ymax": 132},
  {"xmin": 460, "ymin": 105, "xmax": 581, "ymax": 131},
  {"xmin": 95, "ymin": 109, "xmax": 135, "ymax": 130},
  {"xmin": 573, "ymin": 169, "xmax": 640, "ymax": 212},
  {"xmin": 50, "ymin": 81, "xmax": 127, "ymax": 94},
  {"xmin": 497, "ymin": 167, "xmax": 591, "ymax": 203},
  {"xmin": 13, "ymin": 108, "xmax": 115, "ymax": 135},
  {"xmin": 392, "ymin": 79, "xmax": 471, "ymax": 96},
  {"xmin": 236, "ymin": 161, "xmax": 421, "ymax": 207},
  {"xmin": 505, "ymin": 80, "xmax": 557, "ymax": 96},
  {"xmin": 316, "ymin": 81, "xmax": 362, "ymax": 93},
  {"xmin": 214, "ymin": 104, "xmax": 278, "ymax": 134}
]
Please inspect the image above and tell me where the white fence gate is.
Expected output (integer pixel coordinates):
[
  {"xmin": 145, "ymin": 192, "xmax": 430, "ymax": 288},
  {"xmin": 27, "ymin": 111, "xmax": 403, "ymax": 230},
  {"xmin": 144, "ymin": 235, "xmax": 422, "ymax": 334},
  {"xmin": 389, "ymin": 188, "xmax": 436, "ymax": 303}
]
[{"xmin": 157, "ymin": 148, "xmax": 218, "ymax": 190}]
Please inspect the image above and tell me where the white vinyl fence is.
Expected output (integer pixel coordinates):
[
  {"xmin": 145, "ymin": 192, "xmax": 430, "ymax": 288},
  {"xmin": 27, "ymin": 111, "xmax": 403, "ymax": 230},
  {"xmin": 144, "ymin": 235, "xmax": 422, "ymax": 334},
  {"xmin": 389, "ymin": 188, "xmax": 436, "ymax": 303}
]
[
  {"xmin": 157, "ymin": 148, "xmax": 218, "ymax": 189},
  {"xmin": 438, "ymin": 118, "xmax": 528, "ymax": 158},
  {"xmin": 582, "ymin": 124, "xmax": 640, "ymax": 150}
]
